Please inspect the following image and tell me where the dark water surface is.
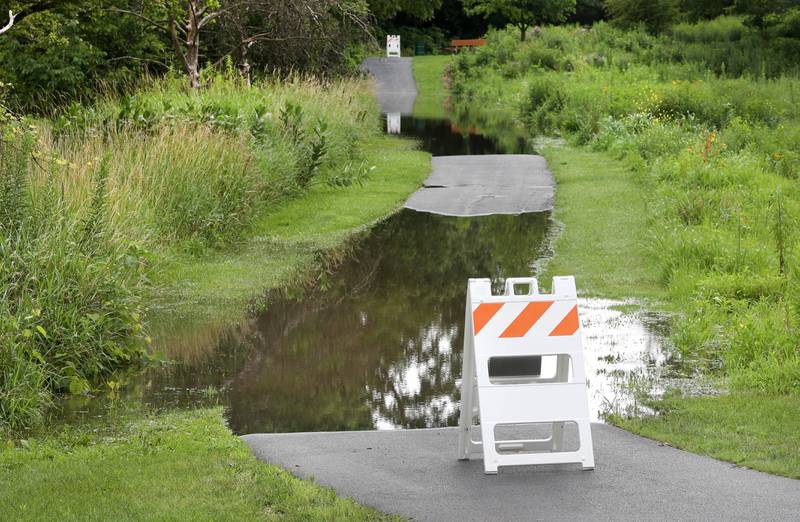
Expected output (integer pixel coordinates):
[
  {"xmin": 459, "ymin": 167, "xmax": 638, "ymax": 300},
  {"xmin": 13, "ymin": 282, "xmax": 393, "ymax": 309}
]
[
  {"xmin": 55, "ymin": 110, "xmax": 679, "ymax": 433},
  {"xmin": 146, "ymin": 211, "xmax": 549, "ymax": 434},
  {"xmin": 390, "ymin": 116, "xmax": 532, "ymax": 156}
]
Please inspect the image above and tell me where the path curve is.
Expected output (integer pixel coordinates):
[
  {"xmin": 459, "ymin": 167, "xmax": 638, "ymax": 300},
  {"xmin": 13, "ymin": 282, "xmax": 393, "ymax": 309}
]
[{"xmin": 362, "ymin": 57, "xmax": 555, "ymax": 216}]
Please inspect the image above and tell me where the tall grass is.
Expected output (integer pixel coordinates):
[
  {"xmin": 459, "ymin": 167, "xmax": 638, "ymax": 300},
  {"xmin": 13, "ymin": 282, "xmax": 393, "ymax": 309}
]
[
  {"xmin": 0, "ymin": 74, "xmax": 382, "ymax": 431},
  {"xmin": 451, "ymin": 19, "xmax": 800, "ymax": 395}
]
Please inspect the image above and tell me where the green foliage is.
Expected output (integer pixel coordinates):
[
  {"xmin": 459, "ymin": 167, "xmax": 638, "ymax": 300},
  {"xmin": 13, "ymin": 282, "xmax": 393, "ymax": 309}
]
[
  {"xmin": 450, "ymin": 21, "xmax": 800, "ymax": 399},
  {"xmin": 0, "ymin": 117, "xmax": 149, "ymax": 432},
  {"xmin": 0, "ymin": 2, "xmax": 167, "ymax": 112},
  {"xmin": 0, "ymin": 0, "xmax": 376, "ymax": 111},
  {"xmin": 369, "ymin": 0, "xmax": 444, "ymax": 20},
  {"xmin": 463, "ymin": 0, "xmax": 577, "ymax": 40},
  {"xmin": 0, "ymin": 74, "xmax": 385, "ymax": 431},
  {"xmin": 605, "ymin": 0, "xmax": 681, "ymax": 33}
]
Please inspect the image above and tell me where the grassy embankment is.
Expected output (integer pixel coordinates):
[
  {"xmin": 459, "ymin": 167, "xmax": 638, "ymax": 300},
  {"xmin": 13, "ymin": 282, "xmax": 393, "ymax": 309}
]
[
  {"xmin": 1, "ymin": 72, "xmax": 429, "ymax": 517},
  {"xmin": 446, "ymin": 20, "xmax": 800, "ymax": 478},
  {"xmin": 1, "ymin": 74, "xmax": 430, "ymax": 430},
  {"xmin": 411, "ymin": 55, "xmax": 451, "ymax": 119},
  {"xmin": 0, "ymin": 408, "xmax": 395, "ymax": 520}
]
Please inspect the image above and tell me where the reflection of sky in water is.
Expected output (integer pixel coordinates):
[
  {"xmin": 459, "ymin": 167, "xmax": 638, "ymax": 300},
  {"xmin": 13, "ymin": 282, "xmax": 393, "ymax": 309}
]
[
  {"xmin": 368, "ymin": 297, "xmax": 673, "ymax": 429},
  {"xmin": 580, "ymin": 298, "xmax": 670, "ymax": 421},
  {"xmin": 373, "ymin": 324, "xmax": 459, "ymax": 430}
]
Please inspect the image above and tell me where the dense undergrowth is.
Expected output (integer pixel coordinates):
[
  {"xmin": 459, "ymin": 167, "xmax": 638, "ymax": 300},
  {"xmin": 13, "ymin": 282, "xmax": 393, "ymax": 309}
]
[
  {"xmin": 451, "ymin": 20, "xmax": 800, "ymax": 397},
  {"xmin": 0, "ymin": 74, "xmax": 382, "ymax": 431}
]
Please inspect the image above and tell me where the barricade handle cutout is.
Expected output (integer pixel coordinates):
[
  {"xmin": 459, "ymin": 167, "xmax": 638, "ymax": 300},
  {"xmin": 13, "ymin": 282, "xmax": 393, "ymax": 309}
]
[{"xmin": 504, "ymin": 277, "xmax": 539, "ymax": 296}]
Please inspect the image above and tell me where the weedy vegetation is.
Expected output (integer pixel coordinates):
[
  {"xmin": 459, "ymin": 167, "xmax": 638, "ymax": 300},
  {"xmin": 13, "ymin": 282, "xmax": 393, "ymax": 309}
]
[
  {"xmin": 0, "ymin": 73, "xmax": 386, "ymax": 431},
  {"xmin": 451, "ymin": 20, "xmax": 800, "ymax": 398},
  {"xmin": 446, "ymin": 19, "xmax": 800, "ymax": 477}
]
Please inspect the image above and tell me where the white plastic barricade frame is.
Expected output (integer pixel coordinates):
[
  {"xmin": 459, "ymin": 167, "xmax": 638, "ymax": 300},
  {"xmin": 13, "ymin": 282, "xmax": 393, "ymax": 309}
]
[
  {"xmin": 458, "ymin": 276, "xmax": 595, "ymax": 474},
  {"xmin": 386, "ymin": 34, "xmax": 401, "ymax": 57},
  {"xmin": 386, "ymin": 112, "xmax": 401, "ymax": 134}
]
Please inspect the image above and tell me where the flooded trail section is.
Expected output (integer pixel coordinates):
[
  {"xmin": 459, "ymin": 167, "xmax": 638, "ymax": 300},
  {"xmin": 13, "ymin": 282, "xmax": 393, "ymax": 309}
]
[{"xmin": 54, "ymin": 58, "xmax": 679, "ymax": 434}]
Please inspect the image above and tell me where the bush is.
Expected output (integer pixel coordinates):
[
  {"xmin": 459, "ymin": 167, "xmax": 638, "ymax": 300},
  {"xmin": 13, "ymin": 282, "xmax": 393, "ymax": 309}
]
[
  {"xmin": 519, "ymin": 76, "xmax": 566, "ymax": 133},
  {"xmin": 0, "ymin": 120, "xmax": 149, "ymax": 432},
  {"xmin": 605, "ymin": 0, "xmax": 680, "ymax": 33},
  {"xmin": 0, "ymin": 74, "xmax": 381, "ymax": 431}
]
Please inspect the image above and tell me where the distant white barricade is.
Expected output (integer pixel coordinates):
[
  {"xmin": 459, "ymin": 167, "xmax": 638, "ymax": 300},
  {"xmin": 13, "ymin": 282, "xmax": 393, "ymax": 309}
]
[
  {"xmin": 458, "ymin": 276, "xmax": 595, "ymax": 474},
  {"xmin": 386, "ymin": 113, "xmax": 401, "ymax": 134},
  {"xmin": 387, "ymin": 35, "xmax": 401, "ymax": 57}
]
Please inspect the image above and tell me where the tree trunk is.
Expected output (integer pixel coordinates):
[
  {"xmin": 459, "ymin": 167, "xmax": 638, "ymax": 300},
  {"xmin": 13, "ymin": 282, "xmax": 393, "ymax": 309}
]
[
  {"xmin": 168, "ymin": 1, "xmax": 202, "ymax": 89},
  {"xmin": 519, "ymin": 24, "xmax": 528, "ymax": 42},
  {"xmin": 240, "ymin": 42, "xmax": 253, "ymax": 87},
  {"xmin": 185, "ymin": 1, "xmax": 201, "ymax": 89}
]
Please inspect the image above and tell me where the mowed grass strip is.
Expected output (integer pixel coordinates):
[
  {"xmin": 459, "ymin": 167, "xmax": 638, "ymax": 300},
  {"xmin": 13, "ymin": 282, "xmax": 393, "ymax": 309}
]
[
  {"xmin": 540, "ymin": 146, "xmax": 663, "ymax": 300},
  {"xmin": 411, "ymin": 56, "xmax": 451, "ymax": 119},
  {"xmin": 613, "ymin": 393, "xmax": 800, "ymax": 479},
  {"xmin": 0, "ymin": 409, "xmax": 396, "ymax": 521}
]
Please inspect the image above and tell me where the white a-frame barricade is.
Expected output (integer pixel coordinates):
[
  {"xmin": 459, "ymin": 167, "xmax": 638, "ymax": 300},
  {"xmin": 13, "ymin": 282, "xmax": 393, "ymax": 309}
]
[
  {"xmin": 386, "ymin": 35, "xmax": 401, "ymax": 57},
  {"xmin": 458, "ymin": 276, "xmax": 595, "ymax": 474}
]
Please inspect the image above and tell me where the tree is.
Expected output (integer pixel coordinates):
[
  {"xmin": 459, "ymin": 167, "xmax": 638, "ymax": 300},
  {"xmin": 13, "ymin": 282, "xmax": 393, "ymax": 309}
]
[
  {"xmin": 463, "ymin": 0, "xmax": 576, "ymax": 41},
  {"xmin": 368, "ymin": 0, "xmax": 443, "ymax": 21},
  {"xmin": 570, "ymin": 0, "xmax": 605, "ymax": 24},
  {"xmin": 213, "ymin": 0, "xmax": 372, "ymax": 83},
  {"xmin": 0, "ymin": 1, "xmax": 169, "ymax": 110},
  {"xmin": 734, "ymin": 0, "xmax": 799, "ymax": 29},
  {"xmin": 113, "ymin": 1, "xmax": 228, "ymax": 89},
  {"xmin": 116, "ymin": 0, "xmax": 373, "ymax": 89},
  {"xmin": 677, "ymin": 0, "xmax": 734, "ymax": 22},
  {"xmin": 604, "ymin": 0, "xmax": 680, "ymax": 33}
]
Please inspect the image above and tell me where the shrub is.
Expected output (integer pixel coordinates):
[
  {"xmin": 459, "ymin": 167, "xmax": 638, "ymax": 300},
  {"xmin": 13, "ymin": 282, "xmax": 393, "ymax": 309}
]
[
  {"xmin": 450, "ymin": 21, "xmax": 800, "ymax": 398},
  {"xmin": 0, "ymin": 74, "xmax": 380, "ymax": 430},
  {"xmin": 0, "ymin": 121, "xmax": 149, "ymax": 431},
  {"xmin": 519, "ymin": 76, "xmax": 566, "ymax": 133}
]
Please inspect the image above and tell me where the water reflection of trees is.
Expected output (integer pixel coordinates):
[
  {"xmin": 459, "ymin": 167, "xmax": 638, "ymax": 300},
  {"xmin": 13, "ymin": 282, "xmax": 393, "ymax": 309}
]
[
  {"xmin": 449, "ymin": 104, "xmax": 532, "ymax": 155},
  {"xmin": 145, "ymin": 210, "xmax": 551, "ymax": 434},
  {"xmin": 398, "ymin": 116, "xmax": 531, "ymax": 156}
]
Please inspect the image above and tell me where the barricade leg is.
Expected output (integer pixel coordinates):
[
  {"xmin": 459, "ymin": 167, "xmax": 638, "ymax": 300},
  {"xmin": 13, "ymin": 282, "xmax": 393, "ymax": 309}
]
[
  {"xmin": 551, "ymin": 422, "xmax": 565, "ymax": 451},
  {"xmin": 458, "ymin": 297, "xmax": 477, "ymax": 461},
  {"xmin": 479, "ymin": 421, "xmax": 499, "ymax": 474},
  {"xmin": 578, "ymin": 419, "xmax": 595, "ymax": 470}
]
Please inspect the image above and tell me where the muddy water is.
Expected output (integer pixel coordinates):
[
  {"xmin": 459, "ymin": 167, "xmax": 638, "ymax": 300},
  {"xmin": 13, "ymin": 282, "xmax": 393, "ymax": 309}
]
[{"xmin": 55, "ymin": 111, "xmax": 677, "ymax": 432}]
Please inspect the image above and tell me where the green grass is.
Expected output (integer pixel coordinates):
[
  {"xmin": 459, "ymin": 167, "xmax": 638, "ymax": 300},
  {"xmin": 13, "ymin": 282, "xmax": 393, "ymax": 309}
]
[
  {"xmin": 2, "ymin": 69, "xmax": 431, "ymax": 519},
  {"xmin": 449, "ymin": 22, "xmax": 800, "ymax": 478},
  {"xmin": 411, "ymin": 56, "xmax": 450, "ymax": 119},
  {"xmin": 0, "ymin": 408, "xmax": 395, "ymax": 520},
  {"xmin": 154, "ymin": 134, "xmax": 430, "ymax": 335},
  {"xmin": 614, "ymin": 393, "xmax": 800, "ymax": 479},
  {"xmin": 1, "ymin": 72, "xmax": 433, "ymax": 430},
  {"xmin": 540, "ymin": 146, "xmax": 663, "ymax": 299}
]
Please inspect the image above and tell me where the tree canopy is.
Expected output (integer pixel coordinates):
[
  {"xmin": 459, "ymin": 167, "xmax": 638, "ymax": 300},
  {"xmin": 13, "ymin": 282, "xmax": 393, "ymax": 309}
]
[{"xmin": 463, "ymin": 0, "xmax": 577, "ymax": 40}]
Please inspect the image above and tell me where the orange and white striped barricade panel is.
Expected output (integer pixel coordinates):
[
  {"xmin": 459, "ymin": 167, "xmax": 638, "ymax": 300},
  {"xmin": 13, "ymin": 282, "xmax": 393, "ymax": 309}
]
[
  {"xmin": 386, "ymin": 35, "xmax": 401, "ymax": 57},
  {"xmin": 457, "ymin": 276, "xmax": 595, "ymax": 474}
]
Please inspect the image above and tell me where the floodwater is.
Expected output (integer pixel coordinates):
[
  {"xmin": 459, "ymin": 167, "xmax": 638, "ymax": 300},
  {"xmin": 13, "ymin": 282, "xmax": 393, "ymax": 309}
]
[{"xmin": 54, "ymin": 108, "xmax": 679, "ymax": 432}]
